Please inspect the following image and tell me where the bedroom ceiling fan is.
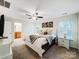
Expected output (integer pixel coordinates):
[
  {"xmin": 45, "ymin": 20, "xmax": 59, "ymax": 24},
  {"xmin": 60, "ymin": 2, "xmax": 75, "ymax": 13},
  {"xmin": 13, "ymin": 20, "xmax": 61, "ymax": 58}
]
[
  {"xmin": 14, "ymin": 7, "xmax": 43, "ymax": 20},
  {"xmin": 25, "ymin": 12, "xmax": 43, "ymax": 20}
]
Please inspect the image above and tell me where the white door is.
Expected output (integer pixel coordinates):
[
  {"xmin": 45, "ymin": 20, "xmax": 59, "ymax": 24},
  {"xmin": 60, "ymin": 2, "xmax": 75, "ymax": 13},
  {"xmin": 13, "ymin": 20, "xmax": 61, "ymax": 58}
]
[
  {"xmin": 14, "ymin": 23, "xmax": 22, "ymax": 39},
  {"xmin": 14, "ymin": 23, "xmax": 22, "ymax": 32},
  {"xmin": 4, "ymin": 21, "xmax": 12, "ymax": 39}
]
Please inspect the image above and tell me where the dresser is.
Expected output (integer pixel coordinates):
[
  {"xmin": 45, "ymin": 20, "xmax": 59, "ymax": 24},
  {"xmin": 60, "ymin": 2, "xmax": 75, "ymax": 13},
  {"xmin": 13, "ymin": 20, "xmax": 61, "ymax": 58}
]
[
  {"xmin": 0, "ymin": 39, "xmax": 12, "ymax": 59},
  {"xmin": 58, "ymin": 38, "xmax": 69, "ymax": 49}
]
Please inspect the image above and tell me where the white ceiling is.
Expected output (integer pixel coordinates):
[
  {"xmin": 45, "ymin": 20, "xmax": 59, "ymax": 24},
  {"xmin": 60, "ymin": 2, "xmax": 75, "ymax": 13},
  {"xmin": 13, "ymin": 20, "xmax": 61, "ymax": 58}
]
[{"xmin": 2, "ymin": 0, "xmax": 79, "ymax": 20}]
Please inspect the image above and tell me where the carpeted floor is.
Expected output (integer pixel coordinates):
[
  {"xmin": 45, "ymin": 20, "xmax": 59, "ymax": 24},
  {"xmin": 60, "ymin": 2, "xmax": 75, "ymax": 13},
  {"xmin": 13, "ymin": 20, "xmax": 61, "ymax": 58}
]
[
  {"xmin": 43, "ymin": 45, "xmax": 79, "ymax": 59},
  {"xmin": 12, "ymin": 44, "xmax": 79, "ymax": 59}
]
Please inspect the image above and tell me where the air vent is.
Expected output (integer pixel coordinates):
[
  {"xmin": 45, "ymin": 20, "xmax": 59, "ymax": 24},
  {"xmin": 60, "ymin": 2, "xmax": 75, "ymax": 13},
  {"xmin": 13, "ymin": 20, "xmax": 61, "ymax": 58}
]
[
  {"xmin": 0, "ymin": 0, "xmax": 4, "ymax": 6},
  {"xmin": 5, "ymin": 1, "xmax": 10, "ymax": 8}
]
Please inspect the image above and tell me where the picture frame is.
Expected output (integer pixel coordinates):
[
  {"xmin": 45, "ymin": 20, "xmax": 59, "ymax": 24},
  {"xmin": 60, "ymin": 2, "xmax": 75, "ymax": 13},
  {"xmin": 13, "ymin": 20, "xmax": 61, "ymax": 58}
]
[
  {"xmin": 42, "ymin": 21, "xmax": 53, "ymax": 28},
  {"xmin": 49, "ymin": 22, "xmax": 53, "ymax": 27}
]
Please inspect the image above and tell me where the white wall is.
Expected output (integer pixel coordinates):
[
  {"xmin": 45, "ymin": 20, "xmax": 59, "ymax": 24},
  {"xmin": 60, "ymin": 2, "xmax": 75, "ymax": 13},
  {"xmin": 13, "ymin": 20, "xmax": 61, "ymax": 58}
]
[
  {"xmin": 23, "ymin": 21, "xmax": 37, "ymax": 36},
  {"xmin": 4, "ymin": 21, "xmax": 12, "ymax": 39},
  {"xmin": 4, "ymin": 16, "xmax": 24, "ymax": 40},
  {"xmin": 22, "ymin": 19, "xmax": 53, "ymax": 37},
  {"xmin": 53, "ymin": 14, "xmax": 78, "ymax": 48}
]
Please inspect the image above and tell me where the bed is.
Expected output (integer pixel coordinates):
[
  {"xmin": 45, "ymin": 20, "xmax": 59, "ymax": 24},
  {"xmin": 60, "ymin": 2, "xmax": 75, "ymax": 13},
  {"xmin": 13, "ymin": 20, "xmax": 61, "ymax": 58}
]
[{"xmin": 23, "ymin": 35, "xmax": 56, "ymax": 57}]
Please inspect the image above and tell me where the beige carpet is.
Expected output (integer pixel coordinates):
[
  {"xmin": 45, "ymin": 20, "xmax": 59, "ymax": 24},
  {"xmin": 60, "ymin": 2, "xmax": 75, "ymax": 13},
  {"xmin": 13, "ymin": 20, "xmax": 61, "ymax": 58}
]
[
  {"xmin": 12, "ymin": 44, "xmax": 79, "ymax": 59},
  {"xmin": 12, "ymin": 45, "xmax": 40, "ymax": 59},
  {"xmin": 43, "ymin": 45, "xmax": 79, "ymax": 59}
]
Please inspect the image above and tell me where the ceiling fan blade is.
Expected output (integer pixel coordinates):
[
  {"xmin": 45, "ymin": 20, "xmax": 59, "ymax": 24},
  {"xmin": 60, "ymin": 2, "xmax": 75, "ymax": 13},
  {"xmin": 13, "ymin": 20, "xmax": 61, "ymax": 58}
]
[
  {"xmin": 14, "ymin": 7, "xmax": 31, "ymax": 14},
  {"xmin": 28, "ymin": 17, "xmax": 32, "ymax": 19},
  {"xmin": 28, "ymin": 16, "xmax": 32, "ymax": 19},
  {"xmin": 26, "ymin": 14, "xmax": 31, "ymax": 16},
  {"xmin": 37, "ymin": 16, "xmax": 43, "ymax": 18}
]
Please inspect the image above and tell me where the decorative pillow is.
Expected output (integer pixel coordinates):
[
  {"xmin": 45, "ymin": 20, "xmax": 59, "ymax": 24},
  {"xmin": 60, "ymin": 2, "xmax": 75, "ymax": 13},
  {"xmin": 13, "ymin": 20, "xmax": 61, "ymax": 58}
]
[
  {"xmin": 30, "ymin": 35, "xmax": 39, "ymax": 44},
  {"xmin": 44, "ymin": 31, "xmax": 48, "ymax": 35},
  {"xmin": 23, "ymin": 36, "xmax": 31, "ymax": 43}
]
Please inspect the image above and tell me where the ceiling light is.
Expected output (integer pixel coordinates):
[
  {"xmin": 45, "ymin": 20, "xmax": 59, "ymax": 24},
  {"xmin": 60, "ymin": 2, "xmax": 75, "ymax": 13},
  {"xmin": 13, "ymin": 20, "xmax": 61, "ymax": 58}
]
[{"xmin": 32, "ymin": 16, "xmax": 36, "ymax": 20}]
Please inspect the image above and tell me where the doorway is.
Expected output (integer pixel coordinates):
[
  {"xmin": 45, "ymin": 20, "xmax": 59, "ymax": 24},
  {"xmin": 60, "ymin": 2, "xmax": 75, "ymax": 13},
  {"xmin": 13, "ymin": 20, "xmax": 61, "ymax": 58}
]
[{"xmin": 14, "ymin": 23, "xmax": 22, "ymax": 39}]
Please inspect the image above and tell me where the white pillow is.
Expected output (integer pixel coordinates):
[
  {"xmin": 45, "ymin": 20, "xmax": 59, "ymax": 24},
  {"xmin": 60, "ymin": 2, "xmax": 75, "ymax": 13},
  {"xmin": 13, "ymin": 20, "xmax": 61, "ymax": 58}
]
[{"xmin": 23, "ymin": 36, "xmax": 31, "ymax": 43}]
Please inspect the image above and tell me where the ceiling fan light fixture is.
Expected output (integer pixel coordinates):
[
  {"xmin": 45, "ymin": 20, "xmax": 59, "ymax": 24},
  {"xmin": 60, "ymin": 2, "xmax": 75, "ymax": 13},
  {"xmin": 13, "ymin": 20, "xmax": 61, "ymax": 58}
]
[{"xmin": 32, "ymin": 16, "xmax": 37, "ymax": 20}]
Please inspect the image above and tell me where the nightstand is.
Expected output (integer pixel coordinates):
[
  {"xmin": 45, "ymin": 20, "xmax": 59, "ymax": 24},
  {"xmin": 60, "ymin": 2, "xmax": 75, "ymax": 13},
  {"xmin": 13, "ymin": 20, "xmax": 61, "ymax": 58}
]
[{"xmin": 58, "ymin": 38, "xmax": 69, "ymax": 49}]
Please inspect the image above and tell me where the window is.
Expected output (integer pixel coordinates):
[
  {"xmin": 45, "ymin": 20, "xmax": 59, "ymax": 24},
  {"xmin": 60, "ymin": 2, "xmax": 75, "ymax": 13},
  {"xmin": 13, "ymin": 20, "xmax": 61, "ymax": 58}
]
[{"xmin": 58, "ymin": 21, "xmax": 73, "ymax": 39}]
